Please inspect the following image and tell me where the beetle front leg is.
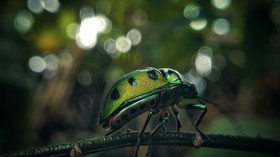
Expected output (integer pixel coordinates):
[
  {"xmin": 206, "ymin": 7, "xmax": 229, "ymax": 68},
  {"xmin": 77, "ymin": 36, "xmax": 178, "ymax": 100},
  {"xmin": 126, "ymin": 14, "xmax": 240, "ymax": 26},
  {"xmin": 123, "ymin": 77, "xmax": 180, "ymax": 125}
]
[
  {"xmin": 186, "ymin": 103, "xmax": 207, "ymax": 137},
  {"xmin": 188, "ymin": 103, "xmax": 208, "ymax": 147},
  {"xmin": 178, "ymin": 103, "xmax": 209, "ymax": 147}
]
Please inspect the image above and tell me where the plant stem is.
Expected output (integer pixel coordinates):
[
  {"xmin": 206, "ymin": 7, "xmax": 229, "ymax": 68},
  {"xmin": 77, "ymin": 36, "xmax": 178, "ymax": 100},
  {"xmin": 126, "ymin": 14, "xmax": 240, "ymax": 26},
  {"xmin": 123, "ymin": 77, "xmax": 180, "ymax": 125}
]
[{"xmin": 2, "ymin": 132, "xmax": 279, "ymax": 157}]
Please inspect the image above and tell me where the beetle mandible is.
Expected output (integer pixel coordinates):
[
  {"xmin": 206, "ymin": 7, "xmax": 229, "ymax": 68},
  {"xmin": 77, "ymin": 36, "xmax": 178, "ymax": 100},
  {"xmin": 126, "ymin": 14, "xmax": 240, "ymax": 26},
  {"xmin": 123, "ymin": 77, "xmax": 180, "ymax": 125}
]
[{"xmin": 99, "ymin": 67, "xmax": 208, "ymax": 156}]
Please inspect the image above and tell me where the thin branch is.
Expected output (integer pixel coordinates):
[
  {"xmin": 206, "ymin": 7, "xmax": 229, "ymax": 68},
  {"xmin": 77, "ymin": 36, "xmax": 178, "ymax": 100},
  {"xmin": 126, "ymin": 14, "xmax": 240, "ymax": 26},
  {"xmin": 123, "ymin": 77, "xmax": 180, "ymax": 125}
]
[{"xmin": 2, "ymin": 132, "xmax": 279, "ymax": 157}]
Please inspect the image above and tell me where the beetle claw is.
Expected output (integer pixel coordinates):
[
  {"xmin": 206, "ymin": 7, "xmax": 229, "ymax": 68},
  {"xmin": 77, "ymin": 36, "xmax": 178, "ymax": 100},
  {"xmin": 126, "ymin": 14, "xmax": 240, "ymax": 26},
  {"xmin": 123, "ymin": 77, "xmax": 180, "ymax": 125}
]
[
  {"xmin": 70, "ymin": 144, "xmax": 82, "ymax": 157},
  {"xmin": 192, "ymin": 132, "xmax": 204, "ymax": 148}
]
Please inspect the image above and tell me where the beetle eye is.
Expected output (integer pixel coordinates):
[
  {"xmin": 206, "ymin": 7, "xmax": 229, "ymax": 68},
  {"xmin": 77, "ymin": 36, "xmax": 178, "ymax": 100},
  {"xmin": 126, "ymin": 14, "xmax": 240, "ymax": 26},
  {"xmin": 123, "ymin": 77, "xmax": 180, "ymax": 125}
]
[
  {"xmin": 167, "ymin": 70, "xmax": 173, "ymax": 75},
  {"xmin": 147, "ymin": 69, "xmax": 158, "ymax": 80}
]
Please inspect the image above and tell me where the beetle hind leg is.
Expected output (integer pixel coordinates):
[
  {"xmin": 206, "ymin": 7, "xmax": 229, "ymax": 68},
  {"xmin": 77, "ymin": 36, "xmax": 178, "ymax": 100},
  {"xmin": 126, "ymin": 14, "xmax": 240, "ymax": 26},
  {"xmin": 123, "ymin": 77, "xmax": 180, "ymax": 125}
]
[{"xmin": 134, "ymin": 109, "xmax": 156, "ymax": 157}]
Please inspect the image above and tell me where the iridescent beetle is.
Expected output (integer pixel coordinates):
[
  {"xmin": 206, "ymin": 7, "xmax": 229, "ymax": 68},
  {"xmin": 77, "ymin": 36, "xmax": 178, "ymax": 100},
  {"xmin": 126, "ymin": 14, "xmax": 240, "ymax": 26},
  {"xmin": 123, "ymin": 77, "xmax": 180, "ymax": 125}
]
[{"xmin": 99, "ymin": 67, "xmax": 209, "ymax": 156}]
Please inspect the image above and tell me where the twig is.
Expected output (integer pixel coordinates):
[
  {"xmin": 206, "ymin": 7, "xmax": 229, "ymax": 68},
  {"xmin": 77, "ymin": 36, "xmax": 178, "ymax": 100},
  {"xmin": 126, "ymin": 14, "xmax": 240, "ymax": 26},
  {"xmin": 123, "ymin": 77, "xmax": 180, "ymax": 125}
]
[{"xmin": 2, "ymin": 132, "xmax": 279, "ymax": 157}]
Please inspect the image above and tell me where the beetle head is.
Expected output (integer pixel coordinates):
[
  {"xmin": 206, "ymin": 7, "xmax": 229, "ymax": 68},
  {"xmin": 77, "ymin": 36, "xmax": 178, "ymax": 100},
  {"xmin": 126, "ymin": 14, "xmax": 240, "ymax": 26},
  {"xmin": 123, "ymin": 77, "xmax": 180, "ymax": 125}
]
[
  {"xmin": 182, "ymin": 82, "xmax": 198, "ymax": 99},
  {"xmin": 159, "ymin": 68, "xmax": 185, "ymax": 84},
  {"xmin": 159, "ymin": 68, "xmax": 198, "ymax": 98}
]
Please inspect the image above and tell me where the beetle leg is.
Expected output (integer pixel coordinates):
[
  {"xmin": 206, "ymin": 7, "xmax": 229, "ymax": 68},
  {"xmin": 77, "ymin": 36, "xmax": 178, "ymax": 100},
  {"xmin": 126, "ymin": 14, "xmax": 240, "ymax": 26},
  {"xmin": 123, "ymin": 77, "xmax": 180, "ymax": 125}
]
[
  {"xmin": 186, "ymin": 104, "xmax": 207, "ymax": 135},
  {"xmin": 158, "ymin": 108, "xmax": 168, "ymax": 131},
  {"xmin": 185, "ymin": 103, "xmax": 210, "ymax": 145},
  {"xmin": 171, "ymin": 105, "xmax": 182, "ymax": 132},
  {"xmin": 134, "ymin": 109, "xmax": 156, "ymax": 157},
  {"xmin": 152, "ymin": 109, "xmax": 168, "ymax": 137},
  {"xmin": 146, "ymin": 109, "xmax": 169, "ymax": 156},
  {"xmin": 159, "ymin": 108, "xmax": 176, "ymax": 152}
]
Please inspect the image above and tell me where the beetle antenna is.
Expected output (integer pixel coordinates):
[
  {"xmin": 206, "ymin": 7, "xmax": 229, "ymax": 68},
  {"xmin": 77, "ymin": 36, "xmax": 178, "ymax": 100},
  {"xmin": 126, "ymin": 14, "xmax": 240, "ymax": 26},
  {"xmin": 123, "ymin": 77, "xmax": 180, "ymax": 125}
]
[{"xmin": 196, "ymin": 96, "xmax": 245, "ymax": 135}]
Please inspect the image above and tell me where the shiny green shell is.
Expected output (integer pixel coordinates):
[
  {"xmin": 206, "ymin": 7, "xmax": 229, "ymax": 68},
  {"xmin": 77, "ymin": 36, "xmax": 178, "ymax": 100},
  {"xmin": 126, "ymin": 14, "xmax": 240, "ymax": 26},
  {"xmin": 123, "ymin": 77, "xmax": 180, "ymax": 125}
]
[{"xmin": 99, "ymin": 68, "xmax": 174, "ymax": 124}]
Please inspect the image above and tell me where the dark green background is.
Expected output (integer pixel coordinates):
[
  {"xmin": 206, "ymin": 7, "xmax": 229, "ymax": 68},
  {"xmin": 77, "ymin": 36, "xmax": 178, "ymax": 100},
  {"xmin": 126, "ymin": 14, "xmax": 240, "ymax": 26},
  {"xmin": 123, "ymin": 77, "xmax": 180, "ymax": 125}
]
[{"xmin": 1, "ymin": 0, "xmax": 279, "ymax": 156}]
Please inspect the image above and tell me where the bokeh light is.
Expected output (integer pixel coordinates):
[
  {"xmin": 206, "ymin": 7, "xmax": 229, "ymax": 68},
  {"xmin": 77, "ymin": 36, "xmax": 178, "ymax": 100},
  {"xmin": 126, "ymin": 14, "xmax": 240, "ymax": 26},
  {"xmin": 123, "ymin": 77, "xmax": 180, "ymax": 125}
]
[
  {"xmin": 127, "ymin": 29, "xmax": 142, "ymax": 46},
  {"xmin": 66, "ymin": 23, "xmax": 79, "ymax": 39},
  {"xmin": 213, "ymin": 55, "xmax": 226, "ymax": 70},
  {"xmin": 115, "ymin": 36, "xmax": 132, "ymax": 53},
  {"xmin": 76, "ymin": 6, "xmax": 110, "ymax": 50},
  {"xmin": 271, "ymin": 6, "xmax": 280, "ymax": 24},
  {"xmin": 229, "ymin": 49, "xmax": 246, "ymax": 67},
  {"xmin": 28, "ymin": 56, "xmax": 46, "ymax": 73},
  {"xmin": 211, "ymin": 0, "xmax": 231, "ymax": 10},
  {"xmin": 185, "ymin": 70, "xmax": 206, "ymax": 94},
  {"xmin": 79, "ymin": 95, "xmax": 94, "ymax": 108},
  {"xmin": 14, "ymin": 10, "xmax": 34, "ymax": 33},
  {"xmin": 104, "ymin": 38, "xmax": 117, "ymax": 55},
  {"xmin": 80, "ymin": 6, "xmax": 94, "ymax": 19},
  {"xmin": 96, "ymin": 0, "xmax": 111, "ymax": 15},
  {"xmin": 75, "ymin": 18, "xmax": 96, "ymax": 49},
  {"xmin": 183, "ymin": 3, "xmax": 200, "ymax": 20},
  {"xmin": 132, "ymin": 10, "xmax": 148, "ymax": 26},
  {"xmin": 195, "ymin": 46, "xmax": 213, "ymax": 76},
  {"xmin": 208, "ymin": 67, "xmax": 221, "ymax": 81},
  {"xmin": 59, "ymin": 51, "xmax": 73, "ymax": 66},
  {"xmin": 27, "ymin": 0, "xmax": 44, "ymax": 14},
  {"xmin": 44, "ymin": 54, "xmax": 59, "ymax": 71},
  {"xmin": 94, "ymin": 15, "xmax": 109, "ymax": 32},
  {"xmin": 190, "ymin": 18, "xmax": 207, "ymax": 31},
  {"xmin": 77, "ymin": 71, "xmax": 92, "ymax": 86},
  {"xmin": 41, "ymin": 0, "xmax": 60, "ymax": 13},
  {"xmin": 212, "ymin": 18, "xmax": 231, "ymax": 35}
]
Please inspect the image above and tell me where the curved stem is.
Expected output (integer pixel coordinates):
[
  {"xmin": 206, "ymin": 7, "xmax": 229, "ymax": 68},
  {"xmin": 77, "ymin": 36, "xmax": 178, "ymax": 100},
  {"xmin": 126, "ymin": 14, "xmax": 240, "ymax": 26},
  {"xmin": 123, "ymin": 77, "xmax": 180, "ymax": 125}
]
[{"xmin": 2, "ymin": 132, "xmax": 279, "ymax": 157}]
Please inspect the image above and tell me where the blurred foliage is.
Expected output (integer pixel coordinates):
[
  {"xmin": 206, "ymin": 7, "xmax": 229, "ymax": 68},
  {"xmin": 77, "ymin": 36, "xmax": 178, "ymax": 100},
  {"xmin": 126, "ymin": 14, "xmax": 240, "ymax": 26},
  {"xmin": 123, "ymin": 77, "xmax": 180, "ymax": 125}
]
[{"xmin": 0, "ymin": 0, "xmax": 280, "ymax": 156}]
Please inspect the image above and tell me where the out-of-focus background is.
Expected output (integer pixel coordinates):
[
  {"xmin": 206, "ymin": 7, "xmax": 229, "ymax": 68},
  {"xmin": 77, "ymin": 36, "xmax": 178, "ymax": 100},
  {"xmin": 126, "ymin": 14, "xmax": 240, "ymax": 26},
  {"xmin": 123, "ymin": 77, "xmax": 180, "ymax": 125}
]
[{"xmin": 1, "ymin": 0, "xmax": 280, "ymax": 156}]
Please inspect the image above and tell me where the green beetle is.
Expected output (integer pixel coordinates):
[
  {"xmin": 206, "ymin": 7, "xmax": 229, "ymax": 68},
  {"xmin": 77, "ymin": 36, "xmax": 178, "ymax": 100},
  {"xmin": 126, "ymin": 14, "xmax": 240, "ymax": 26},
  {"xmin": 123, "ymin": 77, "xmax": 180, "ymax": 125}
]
[{"xmin": 99, "ymin": 67, "xmax": 208, "ymax": 156}]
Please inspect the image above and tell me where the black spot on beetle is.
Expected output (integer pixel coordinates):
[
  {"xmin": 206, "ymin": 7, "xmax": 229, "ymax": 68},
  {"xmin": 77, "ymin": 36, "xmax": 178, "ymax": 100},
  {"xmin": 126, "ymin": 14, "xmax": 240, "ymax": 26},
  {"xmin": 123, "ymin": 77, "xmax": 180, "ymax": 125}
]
[
  {"xmin": 147, "ymin": 69, "xmax": 158, "ymax": 80},
  {"xmin": 130, "ymin": 108, "xmax": 137, "ymax": 114},
  {"xmin": 111, "ymin": 88, "xmax": 120, "ymax": 100},
  {"xmin": 128, "ymin": 77, "xmax": 137, "ymax": 86},
  {"xmin": 140, "ymin": 103, "xmax": 146, "ymax": 110}
]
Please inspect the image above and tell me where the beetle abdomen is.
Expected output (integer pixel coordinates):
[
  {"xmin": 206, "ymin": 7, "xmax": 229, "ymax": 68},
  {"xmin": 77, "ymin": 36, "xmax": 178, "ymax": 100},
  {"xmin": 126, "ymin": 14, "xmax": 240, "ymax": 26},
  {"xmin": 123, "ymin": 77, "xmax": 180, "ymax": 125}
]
[{"xmin": 107, "ymin": 94, "xmax": 160, "ymax": 130}]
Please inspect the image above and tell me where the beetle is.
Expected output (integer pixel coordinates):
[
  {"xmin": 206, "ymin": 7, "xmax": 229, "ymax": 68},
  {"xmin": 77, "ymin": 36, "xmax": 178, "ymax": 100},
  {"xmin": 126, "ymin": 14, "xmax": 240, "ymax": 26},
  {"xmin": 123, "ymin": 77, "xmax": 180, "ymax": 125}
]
[{"xmin": 99, "ymin": 67, "xmax": 209, "ymax": 156}]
